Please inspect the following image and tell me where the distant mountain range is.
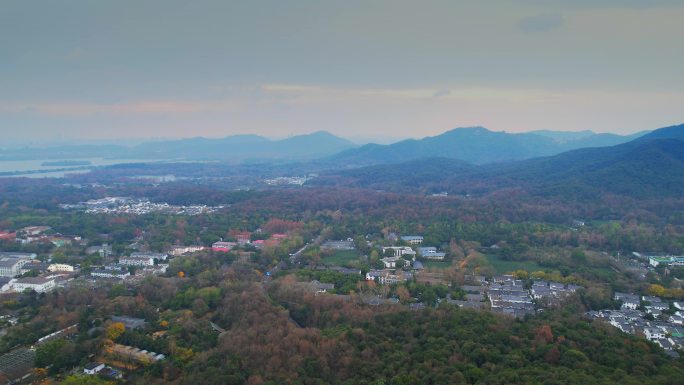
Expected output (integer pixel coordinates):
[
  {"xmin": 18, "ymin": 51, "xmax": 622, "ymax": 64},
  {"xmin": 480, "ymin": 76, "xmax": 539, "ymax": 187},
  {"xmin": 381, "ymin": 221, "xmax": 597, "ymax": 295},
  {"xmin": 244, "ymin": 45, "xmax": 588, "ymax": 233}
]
[
  {"xmin": 324, "ymin": 127, "xmax": 647, "ymax": 167},
  {"xmin": 0, "ymin": 131, "xmax": 357, "ymax": 163},
  {"xmin": 1, "ymin": 127, "xmax": 649, "ymax": 165},
  {"xmin": 314, "ymin": 123, "xmax": 684, "ymax": 199}
]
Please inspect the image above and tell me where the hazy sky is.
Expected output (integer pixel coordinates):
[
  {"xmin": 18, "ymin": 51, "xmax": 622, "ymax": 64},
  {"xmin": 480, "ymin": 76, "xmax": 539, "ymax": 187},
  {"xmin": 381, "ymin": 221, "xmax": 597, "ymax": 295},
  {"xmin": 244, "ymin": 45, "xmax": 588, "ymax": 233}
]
[{"xmin": 1, "ymin": 0, "xmax": 683, "ymax": 144}]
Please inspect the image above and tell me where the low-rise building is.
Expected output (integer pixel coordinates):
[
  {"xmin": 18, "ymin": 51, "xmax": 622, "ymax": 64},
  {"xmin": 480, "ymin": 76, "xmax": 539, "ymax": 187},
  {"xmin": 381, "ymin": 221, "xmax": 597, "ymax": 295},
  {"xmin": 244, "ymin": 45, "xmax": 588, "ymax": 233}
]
[
  {"xmin": 169, "ymin": 246, "xmax": 206, "ymax": 256},
  {"xmin": 382, "ymin": 246, "xmax": 416, "ymax": 258},
  {"xmin": 83, "ymin": 362, "xmax": 105, "ymax": 375},
  {"xmin": 91, "ymin": 267, "xmax": 130, "ymax": 279},
  {"xmin": 119, "ymin": 256, "xmax": 155, "ymax": 267},
  {"xmin": 401, "ymin": 235, "xmax": 423, "ymax": 245},
  {"xmin": 420, "ymin": 251, "xmax": 446, "ymax": 261},
  {"xmin": 644, "ymin": 327, "xmax": 666, "ymax": 341},
  {"xmin": 86, "ymin": 244, "xmax": 113, "ymax": 257},
  {"xmin": 380, "ymin": 256, "xmax": 405, "ymax": 268},
  {"xmin": 212, "ymin": 241, "xmax": 236, "ymax": 252},
  {"xmin": 10, "ymin": 276, "xmax": 56, "ymax": 293},
  {"xmin": 648, "ymin": 255, "xmax": 684, "ymax": 267},
  {"xmin": 48, "ymin": 263, "xmax": 74, "ymax": 272},
  {"xmin": 309, "ymin": 280, "xmax": 335, "ymax": 293},
  {"xmin": 130, "ymin": 252, "xmax": 168, "ymax": 261},
  {"xmin": 0, "ymin": 252, "xmax": 36, "ymax": 260},
  {"xmin": 0, "ymin": 258, "xmax": 29, "ymax": 277},
  {"xmin": 0, "ymin": 231, "xmax": 16, "ymax": 241}
]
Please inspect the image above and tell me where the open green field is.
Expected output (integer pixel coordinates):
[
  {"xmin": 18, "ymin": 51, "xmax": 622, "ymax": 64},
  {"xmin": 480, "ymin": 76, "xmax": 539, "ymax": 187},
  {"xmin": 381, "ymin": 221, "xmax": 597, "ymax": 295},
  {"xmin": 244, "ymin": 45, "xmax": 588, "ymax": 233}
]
[
  {"xmin": 322, "ymin": 249, "xmax": 360, "ymax": 266},
  {"xmin": 422, "ymin": 261, "xmax": 453, "ymax": 270},
  {"xmin": 485, "ymin": 254, "xmax": 543, "ymax": 274}
]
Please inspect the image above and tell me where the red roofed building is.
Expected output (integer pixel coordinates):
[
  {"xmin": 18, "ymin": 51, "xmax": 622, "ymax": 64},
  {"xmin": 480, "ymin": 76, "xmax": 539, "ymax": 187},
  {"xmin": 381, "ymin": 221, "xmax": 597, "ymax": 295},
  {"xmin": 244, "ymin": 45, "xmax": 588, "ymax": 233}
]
[
  {"xmin": 212, "ymin": 241, "xmax": 236, "ymax": 252},
  {"xmin": 235, "ymin": 232, "xmax": 251, "ymax": 245},
  {"xmin": 0, "ymin": 231, "xmax": 16, "ymax": 241}
]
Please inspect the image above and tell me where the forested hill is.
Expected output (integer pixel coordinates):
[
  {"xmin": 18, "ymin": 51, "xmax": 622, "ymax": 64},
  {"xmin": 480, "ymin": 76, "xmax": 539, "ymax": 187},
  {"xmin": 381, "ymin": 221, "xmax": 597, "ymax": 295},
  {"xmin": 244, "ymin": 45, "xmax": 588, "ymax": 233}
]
[
  {"xmin": 313, "ymin": 123, "xmax": 684, "ymax": 199},
  {"xmin": 323, "ymin": 126, "xmax": 645, "ymax": 167}
]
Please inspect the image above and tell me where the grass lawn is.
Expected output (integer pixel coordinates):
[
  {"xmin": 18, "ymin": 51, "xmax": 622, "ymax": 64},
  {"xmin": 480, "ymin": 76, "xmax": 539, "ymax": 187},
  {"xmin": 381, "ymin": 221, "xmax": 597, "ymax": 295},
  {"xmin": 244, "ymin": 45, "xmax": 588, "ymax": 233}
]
[
  {"xmin": 322, "ymin": 250, "xmax": 360, "ymax": 266},
  {"xmin": 422, "ymin": 261, "xmax": 453, "ymax": 269},
  {"xmin": 485, "ymin": 254, "xmax": 543, "ymax": 274}
]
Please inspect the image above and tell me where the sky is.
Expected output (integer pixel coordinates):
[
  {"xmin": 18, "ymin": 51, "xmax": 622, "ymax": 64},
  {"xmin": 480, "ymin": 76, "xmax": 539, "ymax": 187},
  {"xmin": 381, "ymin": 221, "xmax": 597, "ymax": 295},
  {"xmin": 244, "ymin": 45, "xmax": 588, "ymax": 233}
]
[{"xmin": 1, "ymin": 0, "xmax": 683, "ymax": 145}]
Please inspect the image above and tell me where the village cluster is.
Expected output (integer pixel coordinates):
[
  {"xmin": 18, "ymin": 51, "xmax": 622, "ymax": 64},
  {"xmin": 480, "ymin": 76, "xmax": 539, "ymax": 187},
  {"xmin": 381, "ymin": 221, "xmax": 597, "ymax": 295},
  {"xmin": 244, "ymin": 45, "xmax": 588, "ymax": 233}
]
[
  {"xmin": 588, "ymin": 294, "xmax": 684, "ymax": 355},
  {"xmin": 311, "ymin": 235, "xmax": 585, "ymax": 317},
  {"xmin": 263, "ymin": 175, "xmax": 315, "ymax": 186},
  {"xmin": 59, "ymin": 197, "xmax": 225, "ymax": 215}
]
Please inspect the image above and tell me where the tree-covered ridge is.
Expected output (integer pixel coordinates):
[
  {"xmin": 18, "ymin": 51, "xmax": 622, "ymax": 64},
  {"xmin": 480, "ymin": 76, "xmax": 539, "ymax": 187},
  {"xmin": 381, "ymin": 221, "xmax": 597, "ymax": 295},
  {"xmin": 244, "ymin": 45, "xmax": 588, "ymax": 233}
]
[
  {"xmin": 314, "ymin": 124, "xmax": 684, "ymax": 199},
  {"xmin": 146, "ymin": 275, "xmax": 684, "ymax": 385},
  {"xmin": 5, "ymin": 261, "xmax": 682, "ymax": 385}
]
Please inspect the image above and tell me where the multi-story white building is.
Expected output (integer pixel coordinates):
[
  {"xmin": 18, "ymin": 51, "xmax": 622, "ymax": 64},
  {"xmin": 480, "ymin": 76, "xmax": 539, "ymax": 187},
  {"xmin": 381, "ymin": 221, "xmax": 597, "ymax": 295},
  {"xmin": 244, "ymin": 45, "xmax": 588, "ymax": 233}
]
[
  {"xmin": 401, "ymin": 236, "xmax": 424, "ymax": 245},
  {"xmin": 0, "ymin": 258, "xmax": 29, "ymax": 277},
  {"xmin": 0, "ymin": 252, "xmax": 37, "ymax": 260},
  {"xmin": 382, "ymin": 246, "xmax": 416, "ymax": 258},
  {"xmin": 91, "ymin": 268, "xmax": 130, "ymax": 279},
  {"xmin": 169, "ymin": 246, "xmax": 206, "ymax": 256},
  {"xmin": 130, "ymin": 252, "xmax": 168, "ymax": 261},
  {"xmin": 10, "ymin": 277, "xmax": 56, "ymax": 293},
  {"xmin": 118, "ymin": 256, "xmax": 155, "ymax": 267}
]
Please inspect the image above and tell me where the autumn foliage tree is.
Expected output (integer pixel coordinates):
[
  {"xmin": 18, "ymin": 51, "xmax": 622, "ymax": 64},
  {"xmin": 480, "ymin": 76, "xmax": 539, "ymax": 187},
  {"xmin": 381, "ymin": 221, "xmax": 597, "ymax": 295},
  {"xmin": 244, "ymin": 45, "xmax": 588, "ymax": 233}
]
[{"xmin": 106, "ymin": 322, "xmax": 126, "ymax": 341}]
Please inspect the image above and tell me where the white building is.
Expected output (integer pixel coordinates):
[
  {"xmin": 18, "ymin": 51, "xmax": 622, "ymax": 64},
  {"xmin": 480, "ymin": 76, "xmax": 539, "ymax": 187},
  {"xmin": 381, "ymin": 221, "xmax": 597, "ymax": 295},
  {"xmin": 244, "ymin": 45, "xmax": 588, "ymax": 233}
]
[
  {"xmin": 10, "ymin": 277, "xmax": 56, "ymax": 293},
  {"xmin": 48, "ymin": 263, "xmax": 74, "ymax": 273},
  {"xmin": 400, "ymin": 236, "xmax": 424, "ymax": 245},
  {"xmin": 84, "ymin": 362, "xmax": 105, "ymax": 375},
  {"xmin": 382, "ymin": 246, "xmax": 416, "ymax": 258},
  {"xmin": 91, "ymin": 268, "xmax": 130, "ymax": 279},
  {"xmin": 130, "ymin": 252, "xmax": 168, "ymax": 261},
  {"xmin": 621, "ymin": 299, "xmax": 639, "ymax": 310},
  {"xmin": 0, "ymin": 258, "xmax": 29, "ymax": 277},
  {"xmin": 644, "ymin": 327, "xmax": 666, "ymax": 341},
  {"xmin": 648, "ymin": 255, "xmax": 684, "ymax": 267},
  {"xmin": 420, "ymin": 251, "xmax": 446, "ymax": 261},
  {"xmin": 169, "ymin": 246, "xmax": 206, "ymax": 256},
  {"xmin": 119, "ymin": 256, "xmax": 155, "ymax": 267},
  {"xmin": 380, "ymin": 256, "xmax": 405, "ymax": 268},
  {"xmin": 0, "ymin": 252, "xmax": 37, "ymax": 260}
]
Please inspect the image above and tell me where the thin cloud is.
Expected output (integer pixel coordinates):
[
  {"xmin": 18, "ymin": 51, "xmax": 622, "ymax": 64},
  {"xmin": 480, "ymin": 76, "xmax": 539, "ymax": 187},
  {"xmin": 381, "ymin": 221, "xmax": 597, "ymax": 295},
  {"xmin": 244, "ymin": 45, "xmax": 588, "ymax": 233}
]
[
  {"xmin": 0, "ymin": 100, "xmax": 239, "ymax": 116},
  {"xmin": 518, "ymin": 13, "xmax": 565, "ymax": 33}
]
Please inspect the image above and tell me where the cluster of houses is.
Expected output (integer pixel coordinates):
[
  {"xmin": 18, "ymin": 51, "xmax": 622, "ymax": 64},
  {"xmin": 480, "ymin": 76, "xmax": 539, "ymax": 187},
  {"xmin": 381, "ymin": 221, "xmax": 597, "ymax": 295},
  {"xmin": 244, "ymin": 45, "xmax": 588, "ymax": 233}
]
[
  {"xmin": 0, "ymin": 252, "xmax": 75, "ymax": 294},
  {"xmin": 647, "ymin": 255, "xmax": 684, "ymax": 267},
  {"xmin": 378, "ymin": 236, "xmax": 447, "ymax": 267},
  {"xmin": 60, "ymin": 197, "xmax": 224, "ymax": 216},
  {"xmin": 91, "ymin": 252, "xmax": 169, "ymax": 280},
  {"xmin": 587, "ymin": 294, "xmax": 684, "ymax": 355},
  {"xmin": 366, "ymin": 269, "xmax": 415, "ymax": 285},
  {"xmin": 444, "ymin": 275, "xmax": 582, "ymax": 317},
  {"xmin": 263, "ymin": 175, "xmax": 313, "ymax": 186}
]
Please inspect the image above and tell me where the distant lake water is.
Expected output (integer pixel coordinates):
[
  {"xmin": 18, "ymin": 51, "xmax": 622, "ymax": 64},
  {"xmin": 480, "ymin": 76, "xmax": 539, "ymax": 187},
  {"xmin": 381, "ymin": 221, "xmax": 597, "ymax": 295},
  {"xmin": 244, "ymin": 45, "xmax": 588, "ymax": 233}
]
[{"xmin": 0, "ymin": 158, "xmax": 164, "ymax": 178}]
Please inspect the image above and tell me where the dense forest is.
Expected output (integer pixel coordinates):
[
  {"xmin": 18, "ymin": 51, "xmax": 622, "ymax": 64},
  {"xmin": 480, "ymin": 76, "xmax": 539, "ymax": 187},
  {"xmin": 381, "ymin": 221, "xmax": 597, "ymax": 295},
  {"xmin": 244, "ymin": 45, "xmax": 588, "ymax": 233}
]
[{"xmin": 3, "ymin": 267, "xmax": 683, "ymax": 385}]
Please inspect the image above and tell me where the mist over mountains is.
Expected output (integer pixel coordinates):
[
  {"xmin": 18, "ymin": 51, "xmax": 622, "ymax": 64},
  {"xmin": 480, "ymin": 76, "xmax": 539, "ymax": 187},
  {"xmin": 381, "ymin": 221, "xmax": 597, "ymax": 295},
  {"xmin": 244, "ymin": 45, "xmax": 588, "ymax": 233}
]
[{"xmin": 0, "ymin": 127, "xmax": 647, "ymax": 166}]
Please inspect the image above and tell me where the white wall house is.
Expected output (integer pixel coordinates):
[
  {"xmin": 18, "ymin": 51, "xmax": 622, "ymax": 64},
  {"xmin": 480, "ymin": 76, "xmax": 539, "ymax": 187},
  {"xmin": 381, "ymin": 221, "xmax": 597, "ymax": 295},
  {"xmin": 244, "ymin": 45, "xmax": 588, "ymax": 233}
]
[
  {"xmin": 119, "ymin": 256, "xmax": 155, "ymax": 267},
  {"xmin": 10, "ymin": 277, "xmax": 56, "ymax": 293},
  {"xmin": 48, "ymin": 263, "xmax": 74, "ymax": 272}
]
